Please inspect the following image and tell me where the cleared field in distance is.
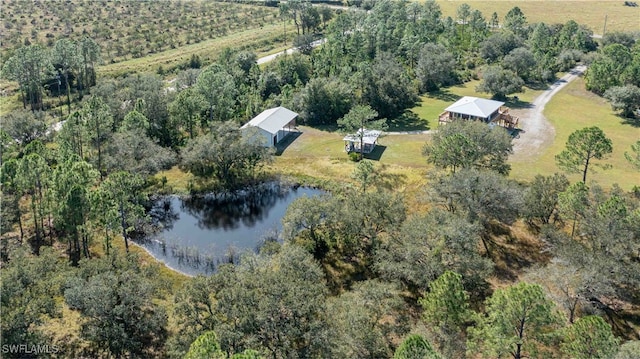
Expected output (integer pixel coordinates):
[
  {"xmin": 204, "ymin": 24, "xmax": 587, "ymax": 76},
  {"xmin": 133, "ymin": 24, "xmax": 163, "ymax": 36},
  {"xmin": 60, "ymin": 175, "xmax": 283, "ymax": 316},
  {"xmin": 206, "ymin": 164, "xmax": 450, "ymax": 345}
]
[
  {"xmin": 436, "ymin": 0, "xmax": 640, "ymax": 33},
  {"xmin": 97, "ymin": 24, "xmax": 287, "ymax": 77}
]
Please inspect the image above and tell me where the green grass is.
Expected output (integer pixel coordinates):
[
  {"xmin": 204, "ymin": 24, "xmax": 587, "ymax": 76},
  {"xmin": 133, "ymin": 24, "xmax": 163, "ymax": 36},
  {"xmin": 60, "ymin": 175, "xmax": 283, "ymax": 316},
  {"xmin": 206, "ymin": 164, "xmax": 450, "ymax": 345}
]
[
  {"xmin": 410, "ymin": 77, "xmax": 639, "ymax": 190},
  {"xmin": 377, "ymin": 134, "xmax": 432, "ymax": 167},
  {"xmin": 411, "ymin": 80, "xmax": 544, "ymax": 129},
  {"xmin": 510, "ymin": 77, "xmax": 640, "ymax": 190},
  {"xmin": 269, "ymin": 126, "xmax": 432, "ymax": 209},
  {"xmin": 88, "ymin": 231, "xmax": 189, "ymax": 291},
  {"xmin": 273, "ymin": 127, "xmax": 430, "ymax": 169},
  {"xmin": 0, "ymin": 92, "xmax": 23, "ymax": 116},
  {"xmin": 157, "ymin": 71, "xmax": 636, "ymax": 210},
  {"xmin": 404, "ymin": 97, "xmax": 449, "ymax": 131},
  {"xmin": 151, "ymin": 126, "xmax": 433, "ymax": 205},
  {"xmin": 155, "ymin": 166, "xmax": 195, "ymax": 195},
  {"xmin": 435, "ymin": 0, "xmax": 640, "ymax": 33}
]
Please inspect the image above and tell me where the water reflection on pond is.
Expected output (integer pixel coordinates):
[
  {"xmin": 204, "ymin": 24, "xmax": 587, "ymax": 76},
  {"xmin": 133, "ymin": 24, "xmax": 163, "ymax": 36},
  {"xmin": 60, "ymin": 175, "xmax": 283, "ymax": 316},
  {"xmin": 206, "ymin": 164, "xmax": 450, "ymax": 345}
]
[{"xmin": 136, "ymin": 182, "xmax": 324, "ymax": 275}]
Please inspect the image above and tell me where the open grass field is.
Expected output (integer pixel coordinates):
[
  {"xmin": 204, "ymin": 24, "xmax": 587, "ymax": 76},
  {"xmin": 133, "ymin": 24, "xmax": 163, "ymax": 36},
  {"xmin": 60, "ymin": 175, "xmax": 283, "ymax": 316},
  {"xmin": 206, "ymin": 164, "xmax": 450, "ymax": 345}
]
[
  {"xmin": 160, "ymin": 70, "xmax": 637, "ymax": 207},
  {"xmin": 411, "ymin": 76, "xmax": 640, "ymax": 190},
  {"xmin": 0, "ymin": 92, "xmax": 24, "ymax": 115},
  {"xmin": 155, "ymin": 166, "xmax": 195, "ymax": 195},
  {"xmin": 271, "ymin": 128, "xmax": 428, "ymax": 171},
  {"xmin": 511, "ymin": 77, "xmax": 640, "ymax": 189},
  {"xmin": 435, "ymin": 0, "xmax": 640, "ymax": 34},
  {"xmin": 267, "ymin": 127, "xmax": 433, "ymax": 209}
]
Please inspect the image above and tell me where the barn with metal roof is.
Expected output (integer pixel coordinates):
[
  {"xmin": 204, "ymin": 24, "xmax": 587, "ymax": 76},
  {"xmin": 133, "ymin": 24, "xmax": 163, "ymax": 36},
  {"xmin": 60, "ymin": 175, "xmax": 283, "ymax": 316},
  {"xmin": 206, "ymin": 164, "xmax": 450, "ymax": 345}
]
[{"xmin": 241, "ymin": 107, "xmax": 298, "ymax": 147}]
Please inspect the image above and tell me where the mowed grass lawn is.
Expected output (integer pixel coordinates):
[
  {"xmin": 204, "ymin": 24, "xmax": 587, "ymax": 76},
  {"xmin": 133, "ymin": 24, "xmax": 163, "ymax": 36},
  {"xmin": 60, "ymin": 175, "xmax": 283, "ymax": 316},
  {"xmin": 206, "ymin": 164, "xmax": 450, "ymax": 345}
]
[
  {"xmin": 410, "ymin": 76, "xmax": 639, "ymax": 190},
  {"xmin": 436, "ymin": 0, "xmax": 640, "ymax": 33},
  {"xmin": 162, "ymin": 73, "xmax": 637, "ymax": 199},
  {"xmin": 272, "ymin": 69, "xmax": 639, "ymax": 196},
  {"xmin": 270, "ymin": 127, "xmax": 433, "ymax": 206},
  {"xmin": 412, "ymin": 79, "xmax": 544, "ymax": 130},
  {"xmin": 511, "ymin": 77, "xmax": 640, "ymax": 189}
]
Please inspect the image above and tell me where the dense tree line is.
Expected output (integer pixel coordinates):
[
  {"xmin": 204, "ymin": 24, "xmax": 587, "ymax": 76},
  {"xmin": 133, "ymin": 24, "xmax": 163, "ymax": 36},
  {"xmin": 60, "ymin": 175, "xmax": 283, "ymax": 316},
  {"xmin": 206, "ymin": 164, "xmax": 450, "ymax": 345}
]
[
  {"xmin": 4, "ymin": 3, "xmax": 639, "ymax": 167},
  {"xmin": 2, "ymin": 37, "xmax": 100, "ymax": 112},
  {"xmin": 5, "ymin": 120, "xmax": 638, "ymax": 357},
  {"xmin": 589, "ymin": 40, "xmax": 640, "ymax": 118},
  {"xmin": 7, "ymin": 0, "xmax": 631, "ymax": 132},
  {"xmin": 1, "ymin": 51, "xmax": 277, "ymax": 264}
]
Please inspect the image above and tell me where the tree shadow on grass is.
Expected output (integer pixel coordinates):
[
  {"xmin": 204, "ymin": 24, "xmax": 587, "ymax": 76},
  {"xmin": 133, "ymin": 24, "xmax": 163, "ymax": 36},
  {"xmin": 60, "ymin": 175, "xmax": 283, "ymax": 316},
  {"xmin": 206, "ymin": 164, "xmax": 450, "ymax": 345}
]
[
  {"xmin": 526, "ymin": 81, "xmax": 552, "ymax": 91},
  {"xmin": 608, "ymin": 308, "xmax": 640, "ymax": 339},
  {"xmin": 620, "ymin": 115, "xmax": 640, "ymax": 128},
  {"xmin": 487, "ymin": 222, "xmax": 549, "ymax": 282},
  {"xmin": 425, "ymin": 89, "xmax": 460, "ymax": 103},
  {"xmin": 274, "ymin": 131, "xmax": 302, "ymax": 156},
  {"xmin": 310, "ymin": 123, "xmax": 340, "ymax": 132},
  {"xmin": 363, "ymin": 145, "xmax": 386, "ymax": 161},
  {"xmin": 428, "ymin": 87, "xmax": 534, "ymax": 110},
  {"xmin": 386, "ymin": 111, "xmax": 431, "ymax": 132},
  {"xmin": 374, "ymin": 163, "xmax": 408, "ymax": 191},
  {"xmin": 504, "ymin": 97, "xmax": 533, "ymax": 109}
]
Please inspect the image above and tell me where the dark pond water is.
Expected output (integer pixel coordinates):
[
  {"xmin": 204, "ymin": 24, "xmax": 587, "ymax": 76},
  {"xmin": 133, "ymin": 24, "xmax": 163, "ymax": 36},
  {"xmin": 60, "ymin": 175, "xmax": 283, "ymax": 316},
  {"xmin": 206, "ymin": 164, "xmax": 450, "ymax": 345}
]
[{"xmin": 135, "ymin": 182, "xmax": 324, "ymax": 275}]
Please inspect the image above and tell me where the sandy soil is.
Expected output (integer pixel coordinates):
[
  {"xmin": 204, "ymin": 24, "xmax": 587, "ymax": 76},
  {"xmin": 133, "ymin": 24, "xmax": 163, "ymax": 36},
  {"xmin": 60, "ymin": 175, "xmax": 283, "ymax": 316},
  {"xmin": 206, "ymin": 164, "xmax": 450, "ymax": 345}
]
[{"xmin": 511, "ymin": 65, "xmax": 587, "ymax": 161}]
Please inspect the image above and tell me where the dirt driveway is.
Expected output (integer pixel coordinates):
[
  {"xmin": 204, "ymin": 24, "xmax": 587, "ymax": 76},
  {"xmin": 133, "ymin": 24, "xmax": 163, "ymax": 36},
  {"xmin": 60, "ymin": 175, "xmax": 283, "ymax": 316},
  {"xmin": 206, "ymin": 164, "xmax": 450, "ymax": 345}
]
[{"xmin": 511, "ymin": 65, "xmax": 587, "ymax": 161}]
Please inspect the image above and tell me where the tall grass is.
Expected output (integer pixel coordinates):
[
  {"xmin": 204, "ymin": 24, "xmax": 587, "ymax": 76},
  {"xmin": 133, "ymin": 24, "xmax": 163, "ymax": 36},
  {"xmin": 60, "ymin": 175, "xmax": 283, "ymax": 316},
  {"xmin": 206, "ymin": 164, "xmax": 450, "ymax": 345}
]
[{"xmin": 436, "ymin": 0, "xmax": 639, "ymax": 34}]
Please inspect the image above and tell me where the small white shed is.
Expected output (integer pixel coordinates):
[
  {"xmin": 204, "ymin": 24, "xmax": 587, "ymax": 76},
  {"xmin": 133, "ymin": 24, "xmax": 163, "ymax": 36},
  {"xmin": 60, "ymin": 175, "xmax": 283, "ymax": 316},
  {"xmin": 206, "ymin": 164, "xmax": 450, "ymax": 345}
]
[
  {"xmin": 343, "ymin": 128, "xmax": 382, "ymax": 154},
  {"xmin": 241, "ymin": 107, "xmax": 298, "ymax": 147}
]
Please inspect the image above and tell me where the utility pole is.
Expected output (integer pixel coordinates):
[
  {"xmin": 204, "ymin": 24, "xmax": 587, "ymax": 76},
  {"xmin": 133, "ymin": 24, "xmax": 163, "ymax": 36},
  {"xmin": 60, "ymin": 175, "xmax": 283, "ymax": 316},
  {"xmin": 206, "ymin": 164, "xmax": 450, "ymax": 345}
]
[
  {"xmin": 603, "ymin": 14, "xmax": 608, "ymax": 37},
  {"xmin": 279, "ymin": 3, "xmax": 289, "ymax": 46}
]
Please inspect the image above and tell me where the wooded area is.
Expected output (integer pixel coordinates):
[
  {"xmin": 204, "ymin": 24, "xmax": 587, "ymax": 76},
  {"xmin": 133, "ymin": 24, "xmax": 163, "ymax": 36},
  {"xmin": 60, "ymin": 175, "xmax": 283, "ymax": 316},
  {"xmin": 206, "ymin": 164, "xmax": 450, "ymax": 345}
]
[{"xmin": 1, "ymin": 0, "xmax": 639, "ymax": 358}]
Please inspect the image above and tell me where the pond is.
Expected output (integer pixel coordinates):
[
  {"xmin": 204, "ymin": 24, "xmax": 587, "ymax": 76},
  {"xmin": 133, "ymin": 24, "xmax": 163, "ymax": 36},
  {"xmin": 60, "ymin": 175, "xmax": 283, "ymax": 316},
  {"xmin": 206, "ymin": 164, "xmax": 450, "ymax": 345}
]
[{"xmin": 136, "ymin": 182, "xmax": 324, "ymax": 276}]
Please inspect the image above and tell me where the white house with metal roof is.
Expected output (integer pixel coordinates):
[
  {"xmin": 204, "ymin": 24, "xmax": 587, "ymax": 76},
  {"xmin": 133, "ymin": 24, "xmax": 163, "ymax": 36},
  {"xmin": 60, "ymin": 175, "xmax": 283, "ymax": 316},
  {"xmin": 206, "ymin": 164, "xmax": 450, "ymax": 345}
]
[
  {"xmin": 439, "ymin": 96, "xmax": 519, "ymax": 128},
  {"xmin": 241, "ymin": 107, "xmax": 298, "ymax": 147},
  {"xmin": 444, "ymin": 96, "xmax": 504, "ymax": 121}
]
